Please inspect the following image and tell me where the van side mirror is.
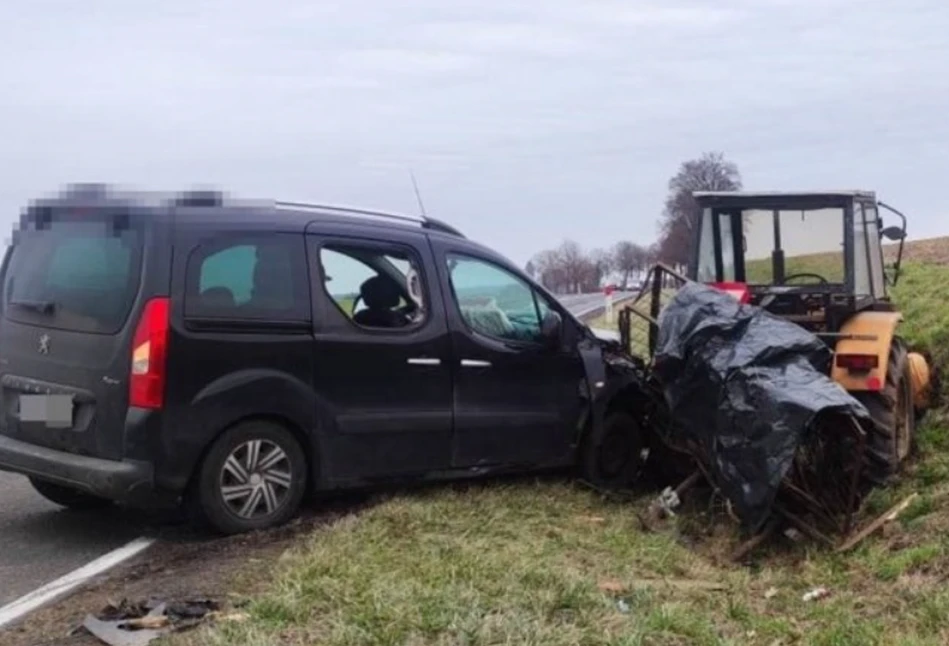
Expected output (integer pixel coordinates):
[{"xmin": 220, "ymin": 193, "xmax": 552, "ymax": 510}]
[
  {"xmin": 880, "ymin": 226, "xmax": 905, "ymax": 241},
  {"xmin": 540, "ymin": 311, "xmax": 563, "ymax": 348}
]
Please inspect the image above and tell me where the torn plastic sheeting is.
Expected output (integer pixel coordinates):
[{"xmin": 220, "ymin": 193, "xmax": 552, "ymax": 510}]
[{"xmin": 652, "ymin": 282, "xmax": 871, "ymax": 531}]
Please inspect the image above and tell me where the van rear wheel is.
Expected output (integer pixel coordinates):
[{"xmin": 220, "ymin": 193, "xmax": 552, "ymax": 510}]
[
  {"xmin": 187, "ymin": 420, "xmax": 308, "ymax": 535},
  {"xmin": 29, "ymin": 478, "xmax": 112, "ymax": 510}
]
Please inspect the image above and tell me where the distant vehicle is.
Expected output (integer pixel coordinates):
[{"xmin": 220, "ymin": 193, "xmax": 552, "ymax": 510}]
[{"xmin": 0, "ymin": 185, "xmax": 646, "ymax": 534}]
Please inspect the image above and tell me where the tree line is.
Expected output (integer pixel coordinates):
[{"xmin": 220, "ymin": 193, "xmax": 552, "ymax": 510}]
[{"xmin": 527, "ymin": 151, "xmax": 742, "ymax": 294}]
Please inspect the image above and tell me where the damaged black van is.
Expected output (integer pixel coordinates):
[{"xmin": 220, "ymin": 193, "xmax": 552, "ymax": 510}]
[{"xmin": 0, "ymin": 185, "xmax": 646, "ymax": 534}]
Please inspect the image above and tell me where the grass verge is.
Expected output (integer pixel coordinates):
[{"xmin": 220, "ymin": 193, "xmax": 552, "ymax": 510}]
[{"xmin": 180, "ymin": 261, "xmax": 949, "ymax": 646}]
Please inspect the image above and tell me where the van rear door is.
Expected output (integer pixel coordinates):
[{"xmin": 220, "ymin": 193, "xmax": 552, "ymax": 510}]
[{"xmin": 0, "ymin": 205, "xmax": 148, "ymax": 460}]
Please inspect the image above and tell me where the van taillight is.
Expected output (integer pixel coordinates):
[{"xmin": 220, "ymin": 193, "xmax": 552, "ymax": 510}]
[{"xmin": 129, "ymin": 297, "xmax": 170, "ymax": 409}]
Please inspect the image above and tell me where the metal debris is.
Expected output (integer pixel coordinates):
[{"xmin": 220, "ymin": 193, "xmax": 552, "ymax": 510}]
[
  {"xmin": 83, "ymin": 603, "xmax": 170, "ymax": 646},
  {"xmin": 656, "ymin": 487, "xmax": 681, "ymax": 517},
  {"xmin": 81, "ymin": 597, "xmax": 221, "ymax": 646}
]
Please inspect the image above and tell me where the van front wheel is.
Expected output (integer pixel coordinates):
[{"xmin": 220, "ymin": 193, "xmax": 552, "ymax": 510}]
[
  {"xmin": 579, "ymin": 410, "xmax": 649, "ymax": 491},
  {"xmin": 187, "ymin": 420, "xmax": 308, "ymax": 535},
  {"xmin": 29, "ymin": 478, "xmax": 113, "ymax": 510}
]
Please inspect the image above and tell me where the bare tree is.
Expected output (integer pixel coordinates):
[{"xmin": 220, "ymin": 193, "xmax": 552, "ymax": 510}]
[
  {"xmin": 657, "ymin": 151, "xmax": 742, "ymax": 268},
  {"xmin": 557, "ymin": 240, "xmax": 590, "ymax": 294},
  {"xmin": 525, "ymin": 260, "xmax": 536, "ymax": 279},
  {"xmin": 589, "ymin": 248, "xmax": 613, "ymax": 286},
  {"xmin": 612, "ymin": 241, "xmax": 649, "ymax": 289},
  {"xmin": 531, "ymin": 248, "xmax": 568, "ymax": 293},
  {"xmin": 529, "ymin": 240, "xmax": 612, "ymax": 294}
]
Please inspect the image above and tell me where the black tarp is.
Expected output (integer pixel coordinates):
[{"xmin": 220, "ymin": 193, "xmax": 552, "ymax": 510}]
[{"xmin": 652, "ymin": 282, "xmax": 871, "ymax": 530}]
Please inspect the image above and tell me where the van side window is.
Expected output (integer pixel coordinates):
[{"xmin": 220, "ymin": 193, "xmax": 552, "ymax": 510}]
[
  {"xmin": 446, "ymin": 254, "xmax": 545, "ymax": 343},
  {"xmin": 184, "ymin": 234, "xmax": 310, "ymax": 320},
  {"xmin": 318, "ymin": 244, "xmax": 427, "ymax": 330}
]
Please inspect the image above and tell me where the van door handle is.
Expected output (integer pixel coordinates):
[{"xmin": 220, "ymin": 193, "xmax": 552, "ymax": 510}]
[
  {"xmin": 461, "ymin": 359, "xmax": 492, "ymax": 368},
  {"xmin": 407, "ymin": 358, "xmax": 441, "ymax": 366}
]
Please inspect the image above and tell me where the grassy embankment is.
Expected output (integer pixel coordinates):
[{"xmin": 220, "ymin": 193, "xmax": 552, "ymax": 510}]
[{"xmin": 182, "ymin": 241, "xmax": 949, "ymax": 646}]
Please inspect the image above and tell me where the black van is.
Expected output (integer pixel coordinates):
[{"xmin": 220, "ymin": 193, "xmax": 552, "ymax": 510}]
[{"xmin": 0, "ymin": 185, "xmax": 646, "ymax": 534}]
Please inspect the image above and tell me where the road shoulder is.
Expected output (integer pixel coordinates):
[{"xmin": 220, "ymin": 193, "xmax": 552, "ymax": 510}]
[{"xmin": 0, "ymin": 505, "xmax": 358, "ymax": 646}]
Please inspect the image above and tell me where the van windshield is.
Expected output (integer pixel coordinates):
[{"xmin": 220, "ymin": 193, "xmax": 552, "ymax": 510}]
[{"xmin": 3, "ymin": 210, "xmax": 144, "ymax": 334}]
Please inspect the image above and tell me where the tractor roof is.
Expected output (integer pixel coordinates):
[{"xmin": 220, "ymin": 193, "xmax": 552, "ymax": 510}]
[{"xmin": 693, "ymin": 190, "xmax": 877, "ymax": 208}]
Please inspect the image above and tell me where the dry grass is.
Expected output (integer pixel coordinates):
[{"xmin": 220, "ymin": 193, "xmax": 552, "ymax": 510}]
[{"xmin": 179, "ymin": 246, "xmax": 949, "ymax": 646}]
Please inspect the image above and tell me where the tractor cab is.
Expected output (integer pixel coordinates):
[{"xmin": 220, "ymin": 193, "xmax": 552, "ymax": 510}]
[{"xmin": 688, "ymin": 190, "xmax": 908, "ymax": 333}]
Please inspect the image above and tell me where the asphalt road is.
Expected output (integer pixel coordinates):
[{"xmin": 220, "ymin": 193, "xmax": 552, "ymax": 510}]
[
  {"xmin": 0, "ymin": 293, "xmax": 627, "ymax": 610},
  {"xmin": 0, "ymin": 472, "xmax": 149, "ymax": 606},
  {"xmin": 558, "ymin": 291, "xmax": 637, "ymax": 319}
]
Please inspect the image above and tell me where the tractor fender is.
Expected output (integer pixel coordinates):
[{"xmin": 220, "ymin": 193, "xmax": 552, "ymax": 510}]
[
  {"xmin": 831, "ymin": 311, "xmax": 903, "ymax": 392},
  {"xmin": 907, "ymin": 351, "xmax": 934, "ymax": 411}
]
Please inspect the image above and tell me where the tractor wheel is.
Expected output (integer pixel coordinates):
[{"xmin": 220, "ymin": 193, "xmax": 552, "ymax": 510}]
[{"xmin": 853, "ymin": 336, "xmax": 915, "ymax": 487}]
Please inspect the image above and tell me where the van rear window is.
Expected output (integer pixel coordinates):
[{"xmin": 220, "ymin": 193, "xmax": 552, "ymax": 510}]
[{"xmin": 2, "ymin": 212, "xmax": 144, "ymax": 334}]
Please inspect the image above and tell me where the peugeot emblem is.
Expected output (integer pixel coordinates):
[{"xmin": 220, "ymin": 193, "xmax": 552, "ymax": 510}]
[{"xmin": 38, "ymin": 334, "xmax": 50, "ymax": 355}]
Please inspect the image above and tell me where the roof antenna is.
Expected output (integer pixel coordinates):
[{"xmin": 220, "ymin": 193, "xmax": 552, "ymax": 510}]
[{"xmin": 409, "ymin": 169, "xmax": 428, "ymax": 219}]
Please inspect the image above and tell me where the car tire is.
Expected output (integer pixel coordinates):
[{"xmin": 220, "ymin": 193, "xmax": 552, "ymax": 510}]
[
  {"xmin": 579, "ymin": 409, "xmax": 650, "ymax": 491},
  {"xmin": 187, "ymin": 420, "xmax": 308, "ymax": 535},
  {"xmin": 29, "ymin": 478, "xmax": 113, "ymax": 510}
]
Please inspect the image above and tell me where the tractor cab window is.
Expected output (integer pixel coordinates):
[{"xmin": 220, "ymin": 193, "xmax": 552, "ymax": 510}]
[
  {"xmin": 854, "ymin": 202, "xmax": 886, "ymax": 299},
  {"xmin": 696, "ymin": 210, "xmax": 717, "ymax": 283},
  {"xmin": 695, "ymin": 210, "xmax": 737, "ymax": 283},
  {"xmin": 741, "ymin": 208, "xmax": 845, "ymax": 286}
]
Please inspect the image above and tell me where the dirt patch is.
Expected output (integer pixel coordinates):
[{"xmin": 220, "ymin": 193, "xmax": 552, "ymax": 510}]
[
  {"xmin": 0, "ymin": 499, "xmax": 366, "ymax": 646},
  {"xmin": 885, "ymin": 236, "xmax": 949, "ymax": 265}
]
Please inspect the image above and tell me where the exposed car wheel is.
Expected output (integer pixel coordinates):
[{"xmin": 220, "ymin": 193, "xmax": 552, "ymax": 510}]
[
  {"xmin": 580, "ymin": 410, "xmax": 649, "ymax": 491},
  {"xmin": 188, "ymin": 420, "xmax": 308, "ymax": 535},
  {"xmin": 29, "ymin": 478, "xmax": 113, "ymax": 510},
  {"xmin": 853, "ymin": 337, "xmax": 915, "ymax": 487}
]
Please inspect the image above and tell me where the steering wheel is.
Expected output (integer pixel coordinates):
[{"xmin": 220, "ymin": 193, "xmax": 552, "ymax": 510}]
[
  {"xmin": 781, "ymin": 272, "xmax": 829, "ymax": 285},
  {"xmin": 350, "ymin": 294, "xmax": 363, "ymax": 316}
]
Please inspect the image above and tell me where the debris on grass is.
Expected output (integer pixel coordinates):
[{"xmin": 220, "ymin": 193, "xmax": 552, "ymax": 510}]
[
  {"xmin": 801, "ymin": 587, "xmax": 831, "ymax": 603},
  {"xmin": 655, "ymin": 486, "xmax": 682, "ymax": 517},
  {"xmin": 837, "ymin": 492, "xmax": 920, "ymax": 553},
  {"xmin": 598, "ymin": 577, "xmax": 727, "ymax": 595},
  {"xmin": 80, "ymin": 597, "xmax": 221, "ymax": 646},
  {"xmin": 577, "ymin": 515, "xmax": 607, "ymax": 524},
  {"xmin": 630, "ymin": 578, "xmax": 727, "ymax": 592},
  {"xmin": 597, "ymin": 580, "xmax": 626, "ymax": 594}
]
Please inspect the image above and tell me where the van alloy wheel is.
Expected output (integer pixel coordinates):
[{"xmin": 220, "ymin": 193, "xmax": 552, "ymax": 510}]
[
  {"xmin": 219, "ymin": 440, "xmax": 293, "ymax": 520},
  {"xmin": 188, "ymin": 420, "xmax": 308, "ymax": 535}
]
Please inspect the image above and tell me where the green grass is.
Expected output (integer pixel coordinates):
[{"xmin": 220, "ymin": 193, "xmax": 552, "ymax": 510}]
[
  {"xmin": 181, "ymin": 260, "xmax": 949, "ymax": 646},
  {"xmin": 892, "ymin": 263, "xmax": 949, "ymax": 376},
  {"xmin": 744, "ymin": 252, "xmax": 846, "ymax": 285}
]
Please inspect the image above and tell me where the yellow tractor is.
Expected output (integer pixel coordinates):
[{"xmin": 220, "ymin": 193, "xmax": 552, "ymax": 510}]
[{"xmin": 688, "ymin": 190, "xmax": 933, "ymax": 485}]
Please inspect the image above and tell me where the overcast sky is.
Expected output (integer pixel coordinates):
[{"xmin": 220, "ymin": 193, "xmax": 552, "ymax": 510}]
[{"xmin": 1, "ymin": 0, "xmax": 946, "ymax": 265}]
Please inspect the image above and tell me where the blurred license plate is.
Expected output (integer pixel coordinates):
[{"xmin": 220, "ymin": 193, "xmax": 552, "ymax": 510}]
[{"xmin": 19, "ymin": 394, "xmax": 74, "ymax": 428}]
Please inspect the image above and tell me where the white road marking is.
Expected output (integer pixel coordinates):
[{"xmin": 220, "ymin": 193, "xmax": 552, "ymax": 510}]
[{"xmin": 0, "ymin": 536, "xmax": 155, "ymax": 629}]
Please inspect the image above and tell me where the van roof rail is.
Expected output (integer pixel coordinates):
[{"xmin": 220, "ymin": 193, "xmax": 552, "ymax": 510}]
[{"xmin": 274, "ymin": 200, "xmax": 465, "ymax": 238}]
